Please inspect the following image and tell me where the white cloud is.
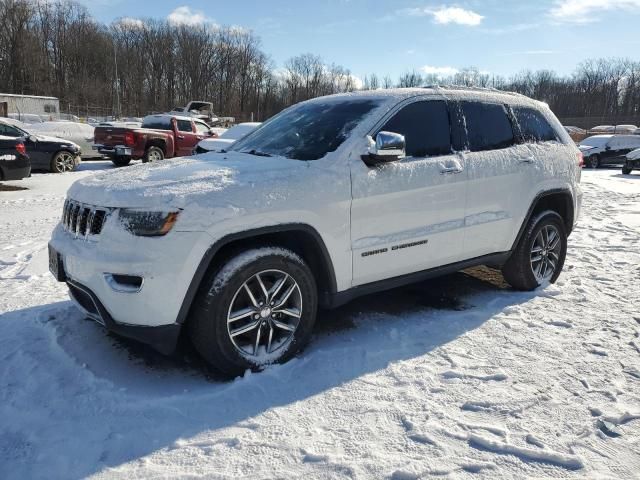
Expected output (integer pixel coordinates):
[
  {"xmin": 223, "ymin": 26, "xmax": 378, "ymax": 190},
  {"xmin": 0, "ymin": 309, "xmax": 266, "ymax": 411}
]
[
  {"xmin": 421, "ymin": 65, "xmax": 460, "ymax": 77},
  {"xmin": 550, "ymin": 0, "xmax": 640, "ymax": 23},
  {"xmin": 167, "ymin": 6, "xmax": 212, "ymax": 26},
  {"xmin": 115, "ymin": 17, "xmax": 144, "ymax": 29},
  {"xmin": 405, "ymin": 6, "xmax": 484, "ymax": 26}
]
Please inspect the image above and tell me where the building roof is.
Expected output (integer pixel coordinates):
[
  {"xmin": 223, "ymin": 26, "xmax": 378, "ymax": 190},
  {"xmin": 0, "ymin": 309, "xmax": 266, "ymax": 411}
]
[{"xmin": 0, "ymin": 93, "xmax": 59, "ymax": 100}]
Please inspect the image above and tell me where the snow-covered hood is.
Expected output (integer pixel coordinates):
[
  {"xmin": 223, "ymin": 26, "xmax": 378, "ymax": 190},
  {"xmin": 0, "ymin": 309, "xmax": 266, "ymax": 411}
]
[
  {"xmin": 578, "ymin": 144, "xmax": 598, "ymax": 153},
  {"xmin": 627, "ymin": 147, "xmax": 640, "ymax": 161},
  {"xmin": 198, "ymin": 138, "xmax": 235, "ymax": 151},
  {"xmin": 67, "ymin": 151, "xmax": 307, "ymax": 209},
  {"xmin": 31, "ymin": 134, "xmax": 81, "ymax": 150}
]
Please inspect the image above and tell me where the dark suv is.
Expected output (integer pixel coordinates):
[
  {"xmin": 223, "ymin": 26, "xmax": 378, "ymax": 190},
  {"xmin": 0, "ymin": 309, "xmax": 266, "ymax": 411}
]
[{"xmin": 0, "ymin": 120, "xmax": 81, "ymax": 173}]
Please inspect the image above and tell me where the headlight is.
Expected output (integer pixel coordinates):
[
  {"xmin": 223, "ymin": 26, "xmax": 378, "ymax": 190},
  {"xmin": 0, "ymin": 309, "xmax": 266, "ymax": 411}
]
[{"xmin": 119, "ymin": 210, "xmax": 180, "ymax": 236}]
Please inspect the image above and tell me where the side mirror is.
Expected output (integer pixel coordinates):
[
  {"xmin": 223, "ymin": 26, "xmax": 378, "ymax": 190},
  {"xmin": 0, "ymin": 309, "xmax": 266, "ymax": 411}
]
[
  {"xmin": 208, "ymin": 129, "xmax": 218, "ymax": 138},
  {"xmin": 28, "ymin": 135, "xmax": 38, "ymax": 143},
  {"xmin": 363, "ymin": 131, "xmax": 406, "ymax": 166}
]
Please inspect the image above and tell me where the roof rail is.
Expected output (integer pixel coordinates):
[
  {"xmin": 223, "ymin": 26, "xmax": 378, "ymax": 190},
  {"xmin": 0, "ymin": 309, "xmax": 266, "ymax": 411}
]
[{"xmin": 421, "ymin": 84, "xmax": 525, "ymax": 97}]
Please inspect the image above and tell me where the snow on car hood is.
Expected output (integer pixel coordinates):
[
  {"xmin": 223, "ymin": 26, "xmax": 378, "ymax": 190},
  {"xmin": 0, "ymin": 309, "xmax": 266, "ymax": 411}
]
[
  {"xmin": 67, "ymin": 151, "xmax": 307, "ymax": 210},
  {"xmin": 34, "ymin": 134, "xmax": 81, "ymax": 149},
  {"xmin": 197, "ymin": 138, "xmax": 235, "ymax": 151},
  {"xmin": 578, "ymin": 145, "xmax": 596, "ymax": 152}
]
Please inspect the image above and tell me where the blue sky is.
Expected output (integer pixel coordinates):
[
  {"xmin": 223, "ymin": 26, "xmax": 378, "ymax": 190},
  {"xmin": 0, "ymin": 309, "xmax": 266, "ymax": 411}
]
[{"xmin": 82, "ymin": 0, "xmax": 640, "ymax": 82}]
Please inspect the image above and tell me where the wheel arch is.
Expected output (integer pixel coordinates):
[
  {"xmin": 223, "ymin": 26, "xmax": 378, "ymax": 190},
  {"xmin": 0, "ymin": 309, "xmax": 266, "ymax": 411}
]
[
  {"xmin": 176, "ymin": 224, "xmax": 338, "ymax": 325},
  {"xmin": 146, "ymin": 139, "xmax": 167, "ymax": 154},
  {"xmin": 511, "ymin": 188, "xmax": 574, "ymax": 251}
]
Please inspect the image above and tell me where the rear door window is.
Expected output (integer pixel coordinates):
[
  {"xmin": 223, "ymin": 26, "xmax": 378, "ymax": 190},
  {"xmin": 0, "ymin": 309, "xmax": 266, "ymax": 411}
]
[
  {"xmin": 459, "ymin": 101, "xmax": 515, "ymax": 152},
  {"xmin": 379, "ymin": 100, "xmax": 452, "ymax": 157},
  {"xmin": 177, "ymin": 120, "xmax": 193, "ymax": 132},
  {"xmin": 512, "ymin": 107, "xmax": 559, "ymax": 143}
]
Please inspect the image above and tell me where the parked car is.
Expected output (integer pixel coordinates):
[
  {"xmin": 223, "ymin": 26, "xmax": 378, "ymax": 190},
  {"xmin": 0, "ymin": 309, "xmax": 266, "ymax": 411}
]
[
  {"xmin": 8, "ymin": 113, "xmax": 45, "ymax": 124},
  {"xmin": 590, "ymin": 125, "xmax": 615, "ymax": 133},
  {"xmin": 578, "ymin": 134, "xmax": 640, "ymax": 168},
  {"xmin": 623, "ymin": 148, "xmax": 640, "ymax": 174},
  {"xmin": 27, "ymin": 121, "xmax": 99, "ymax": 159},
  {"xmin": 614, "ymin": 124, "xmax": 637, "ymax": 133},
  {"xmin": 49, "ymin": 88, "xmax": 582, "ymax": 376},
  {"xmin": 564, "ymin": 125, "xmax": 587, "ymax": 143},
  {"xmin": 0, "ymin": 136, "xmax": 30, "ymax": 180},
  {"xmin": 0, "ymin": 119, "xmax": 81, "ymax": 172},
  {"xmin": 195, "ymin": 122, "xmax": 261, "ymax": 153},
  {"xmin": 93, "ymin": 114, "xmax": 214, "ymax": 167}
]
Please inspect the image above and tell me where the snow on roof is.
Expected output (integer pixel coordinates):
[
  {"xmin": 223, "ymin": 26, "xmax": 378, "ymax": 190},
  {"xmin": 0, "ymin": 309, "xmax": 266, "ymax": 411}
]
[
  {"xmin": 309, "ymin": 87, "xmax": 542, "ymax": 108},
  {"xmin": 0, "ymin": 93, "xmax": 58, "ymax": 100}
]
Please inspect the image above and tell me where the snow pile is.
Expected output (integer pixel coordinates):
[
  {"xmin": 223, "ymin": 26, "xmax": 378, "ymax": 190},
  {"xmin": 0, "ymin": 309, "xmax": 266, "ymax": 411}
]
[
  {"xmin": 27, "ymin": 121, "xmax": 94, "ymax": 141},
  {"xmin": 0, "ymin": 165, "xmax": 639, "ymax": 478}
]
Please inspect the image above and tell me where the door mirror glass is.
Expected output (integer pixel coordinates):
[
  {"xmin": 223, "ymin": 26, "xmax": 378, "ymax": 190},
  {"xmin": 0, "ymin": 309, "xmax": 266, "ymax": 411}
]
[
  {"xmin": 28, "ymin": 135, "xmax": 38, "ymax": 143},
  {"xmin": 363, "ymin": 131, "xmax": 406, "ymax": 166}
]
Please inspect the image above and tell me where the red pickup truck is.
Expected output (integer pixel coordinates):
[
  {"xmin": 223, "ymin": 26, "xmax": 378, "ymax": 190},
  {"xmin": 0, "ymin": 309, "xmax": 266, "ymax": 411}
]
[{"xmin": 93, "ymin": 114, "xmax": 215, "ymax": 166}]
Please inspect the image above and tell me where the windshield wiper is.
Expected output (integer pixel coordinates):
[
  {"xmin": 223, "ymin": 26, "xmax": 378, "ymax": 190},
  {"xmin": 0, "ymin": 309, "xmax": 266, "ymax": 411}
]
[{"xmin": 242, "ymin": 149, "xmax": 272, "ymax": 157}]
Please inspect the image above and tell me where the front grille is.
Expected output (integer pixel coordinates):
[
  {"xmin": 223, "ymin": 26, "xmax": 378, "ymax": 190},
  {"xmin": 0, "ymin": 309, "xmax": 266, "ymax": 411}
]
[{"xmin": 62, "ymin": 199, "xmax": 110, "ymax": 238}]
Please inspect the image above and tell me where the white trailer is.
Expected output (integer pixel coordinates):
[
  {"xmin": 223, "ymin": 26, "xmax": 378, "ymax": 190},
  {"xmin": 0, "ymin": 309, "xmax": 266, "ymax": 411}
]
[{"xmin": 0, "ymin": 93, "xmax": 60, "ymax": 122}]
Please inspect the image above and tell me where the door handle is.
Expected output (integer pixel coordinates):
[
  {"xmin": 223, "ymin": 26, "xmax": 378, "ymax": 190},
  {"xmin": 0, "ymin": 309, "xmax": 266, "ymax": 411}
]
[
  {"xmin": 440, "ymin": 166, "xmax": 463, "ymax": 174},
  {"xmin": 177, "ymin": 135, "xmax": 185, "ymax": 139},
  {"xmin": 520, "ymin": 157, "xmax": 535, "ymax": 164}
]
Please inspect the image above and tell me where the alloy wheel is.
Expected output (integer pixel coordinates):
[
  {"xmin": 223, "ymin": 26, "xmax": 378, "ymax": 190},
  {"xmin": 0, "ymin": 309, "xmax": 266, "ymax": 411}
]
[
  {"xmin": 226, "ymin": 269, "xmax": 302, "ymax": 358},
  {"xmin": 56, "ymin": 152, "xmax": 75, "ymax": 172},
  {"xmin": 147, "ymin": 149, "xmax": 163, "ymax": 161},
  {"xmin": 530, "ymin": 225, "xmax": 562, "ymax": 283}
]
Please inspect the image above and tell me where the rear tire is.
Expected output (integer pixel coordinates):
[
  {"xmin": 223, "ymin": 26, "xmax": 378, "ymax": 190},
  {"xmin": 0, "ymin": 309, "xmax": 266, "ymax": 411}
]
[
  {"xmin": 112, "ymin": 157, "xmax": 131, "ymax": 167},
  {"xmin": 587, "ymin": 155, "xmax": 600, "ymax": 169},
  {"xmin": 502, "ymin": 211, "xmax": 567, "ymax": 291},
  {"xmin": 622, "ymin": 165, "xmax": 632, "ymax": 175},
  {"xmin": 188, "ymin": 247, "xmax": 318, "ymax": 378},
  {"xmin": 143, "ymin": 146, "xmax": 164, "ymax": 163}
]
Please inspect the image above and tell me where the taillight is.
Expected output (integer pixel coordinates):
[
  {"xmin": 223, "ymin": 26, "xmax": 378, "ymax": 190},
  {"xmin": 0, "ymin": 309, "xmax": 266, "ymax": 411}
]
[
  {"xmin": 577, "ymin": 151, "xmax": 584, "ymax": 167},
  {"xmin": 124, "ymin": 132, "xmax": 136, "ymax": 147},
  {"xmin": 15, "ymin": 143, "xmax": 26, "ymax": 155}
]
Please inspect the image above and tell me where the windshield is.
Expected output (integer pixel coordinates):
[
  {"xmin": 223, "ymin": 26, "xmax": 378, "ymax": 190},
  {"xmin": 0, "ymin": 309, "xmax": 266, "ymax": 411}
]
[{"xmin": 231, "ymin": 98, "xmax": 381, "ymax": 160}]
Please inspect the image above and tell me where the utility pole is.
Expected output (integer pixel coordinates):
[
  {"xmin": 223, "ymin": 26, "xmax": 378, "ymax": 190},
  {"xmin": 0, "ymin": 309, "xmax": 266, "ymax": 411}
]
[{"xmin": 114, "ymin": 42, "xmax": 121, "ymax": 119}]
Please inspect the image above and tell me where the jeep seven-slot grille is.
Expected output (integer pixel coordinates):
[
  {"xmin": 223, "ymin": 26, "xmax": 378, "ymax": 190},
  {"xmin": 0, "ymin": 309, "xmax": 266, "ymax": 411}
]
[{"xmin": 62, "ymin": 199, "xmax": 109, "ymax": 238}]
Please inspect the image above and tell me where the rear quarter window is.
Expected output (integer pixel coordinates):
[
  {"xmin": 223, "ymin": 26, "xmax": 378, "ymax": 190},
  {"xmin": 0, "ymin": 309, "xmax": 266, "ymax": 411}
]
[
  {"xmin": 141, "ymin": 117, "xmax": 172, "ymax": 130},
  {"xmin": 459, "ymin": 101, "xmax": 515, "ymax": 152},
  {"xmin": 512, "ymin": 107, "xmax": 559, "ymax": 143}
]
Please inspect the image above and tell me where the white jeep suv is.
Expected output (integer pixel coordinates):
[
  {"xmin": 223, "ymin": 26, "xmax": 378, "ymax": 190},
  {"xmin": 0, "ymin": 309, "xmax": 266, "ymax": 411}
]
[{"xmin": 49, "ymin": 88, "xmax": 583, "ymax": 376}]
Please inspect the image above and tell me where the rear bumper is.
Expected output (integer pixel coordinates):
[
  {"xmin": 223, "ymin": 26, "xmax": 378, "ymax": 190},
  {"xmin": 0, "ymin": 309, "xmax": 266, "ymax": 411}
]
[
  {"xmin": 0, "ymin": 155, "xmax": 31, "ymax": 180},
  {"xmin": 93, "ymin": 144, "xmax": 134, "ymax": 159},
  {"xmin": 67, "ymin": 279, "xmax": 182, "ymax": 354}
]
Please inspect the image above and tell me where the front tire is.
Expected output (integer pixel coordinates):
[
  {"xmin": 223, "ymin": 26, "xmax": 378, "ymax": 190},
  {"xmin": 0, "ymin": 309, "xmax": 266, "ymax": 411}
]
[
  {"xmin": 112, "ymin": 157, "xmax": 131, "ymax": 167},
  {"xmin": 587, "ymin": 155, "xmax": 600, "ymax": 169},
  {"xmin": 622, "ymin": 165, "xmax": 633, "ymax": 175},
  {"xmin": 189, "ymin": 248, "xmax": 318, "ymax": 377},
  {"xmin": 502, "ymin": 211, "xmax": 567, "ymax": 291},
  {"xmin": 143, "ymin": 146, "xmax": 164, "ymax": 163},
  {"xmin": 50, "ymin": 151, "xmax": 78, "ymax": 173}
]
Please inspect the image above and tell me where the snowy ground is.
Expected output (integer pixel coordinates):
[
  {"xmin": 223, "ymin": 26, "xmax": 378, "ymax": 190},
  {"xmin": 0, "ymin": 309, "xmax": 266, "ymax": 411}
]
[{"xmin": 1, "ymin": 164, "xmax": 639, "ymax": 479}]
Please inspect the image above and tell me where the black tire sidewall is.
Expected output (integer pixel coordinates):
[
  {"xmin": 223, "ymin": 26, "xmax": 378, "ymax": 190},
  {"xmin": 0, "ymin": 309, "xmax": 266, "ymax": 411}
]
[
  {"xmin": 50, "ymin": 151, "xmax": 75, "ymax": 173},
  {"xmin": 112, "ymin": 157, "xmax": 131, "ymax": 167},
  {"xmin": 143, "ymin": 146, "xmax": 164, "ymax": 163},
  {"xmin": 522, "ymin": 212, "xmax": 568, "ymax": 286},
  {"xmin": 588, "ymin": 155, "xmax": 599, "ymax": 169},
  {"xmin": 190, "ymin": 250, "xmax": 318, "ymax": 376}
]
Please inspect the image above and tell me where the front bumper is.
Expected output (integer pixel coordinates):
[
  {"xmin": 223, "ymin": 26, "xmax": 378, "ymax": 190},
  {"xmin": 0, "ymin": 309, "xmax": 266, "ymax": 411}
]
[
  {"xmin": 67, "ymin": 279, "xmax": 181, "ymax": 354},
  {"xmin": 49, "ymin": 216, "xmax": 214, "ymax": 352}
]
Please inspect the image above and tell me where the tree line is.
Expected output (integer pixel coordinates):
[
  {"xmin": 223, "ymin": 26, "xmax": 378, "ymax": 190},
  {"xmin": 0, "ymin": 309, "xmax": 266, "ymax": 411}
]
[
  {"xmin": 2, "ymin": 0, "xmax": 640, "ymax": 124},
  {"xmin": 0, "ymin": 0, "xmax": 359, "ymax": 120}
]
